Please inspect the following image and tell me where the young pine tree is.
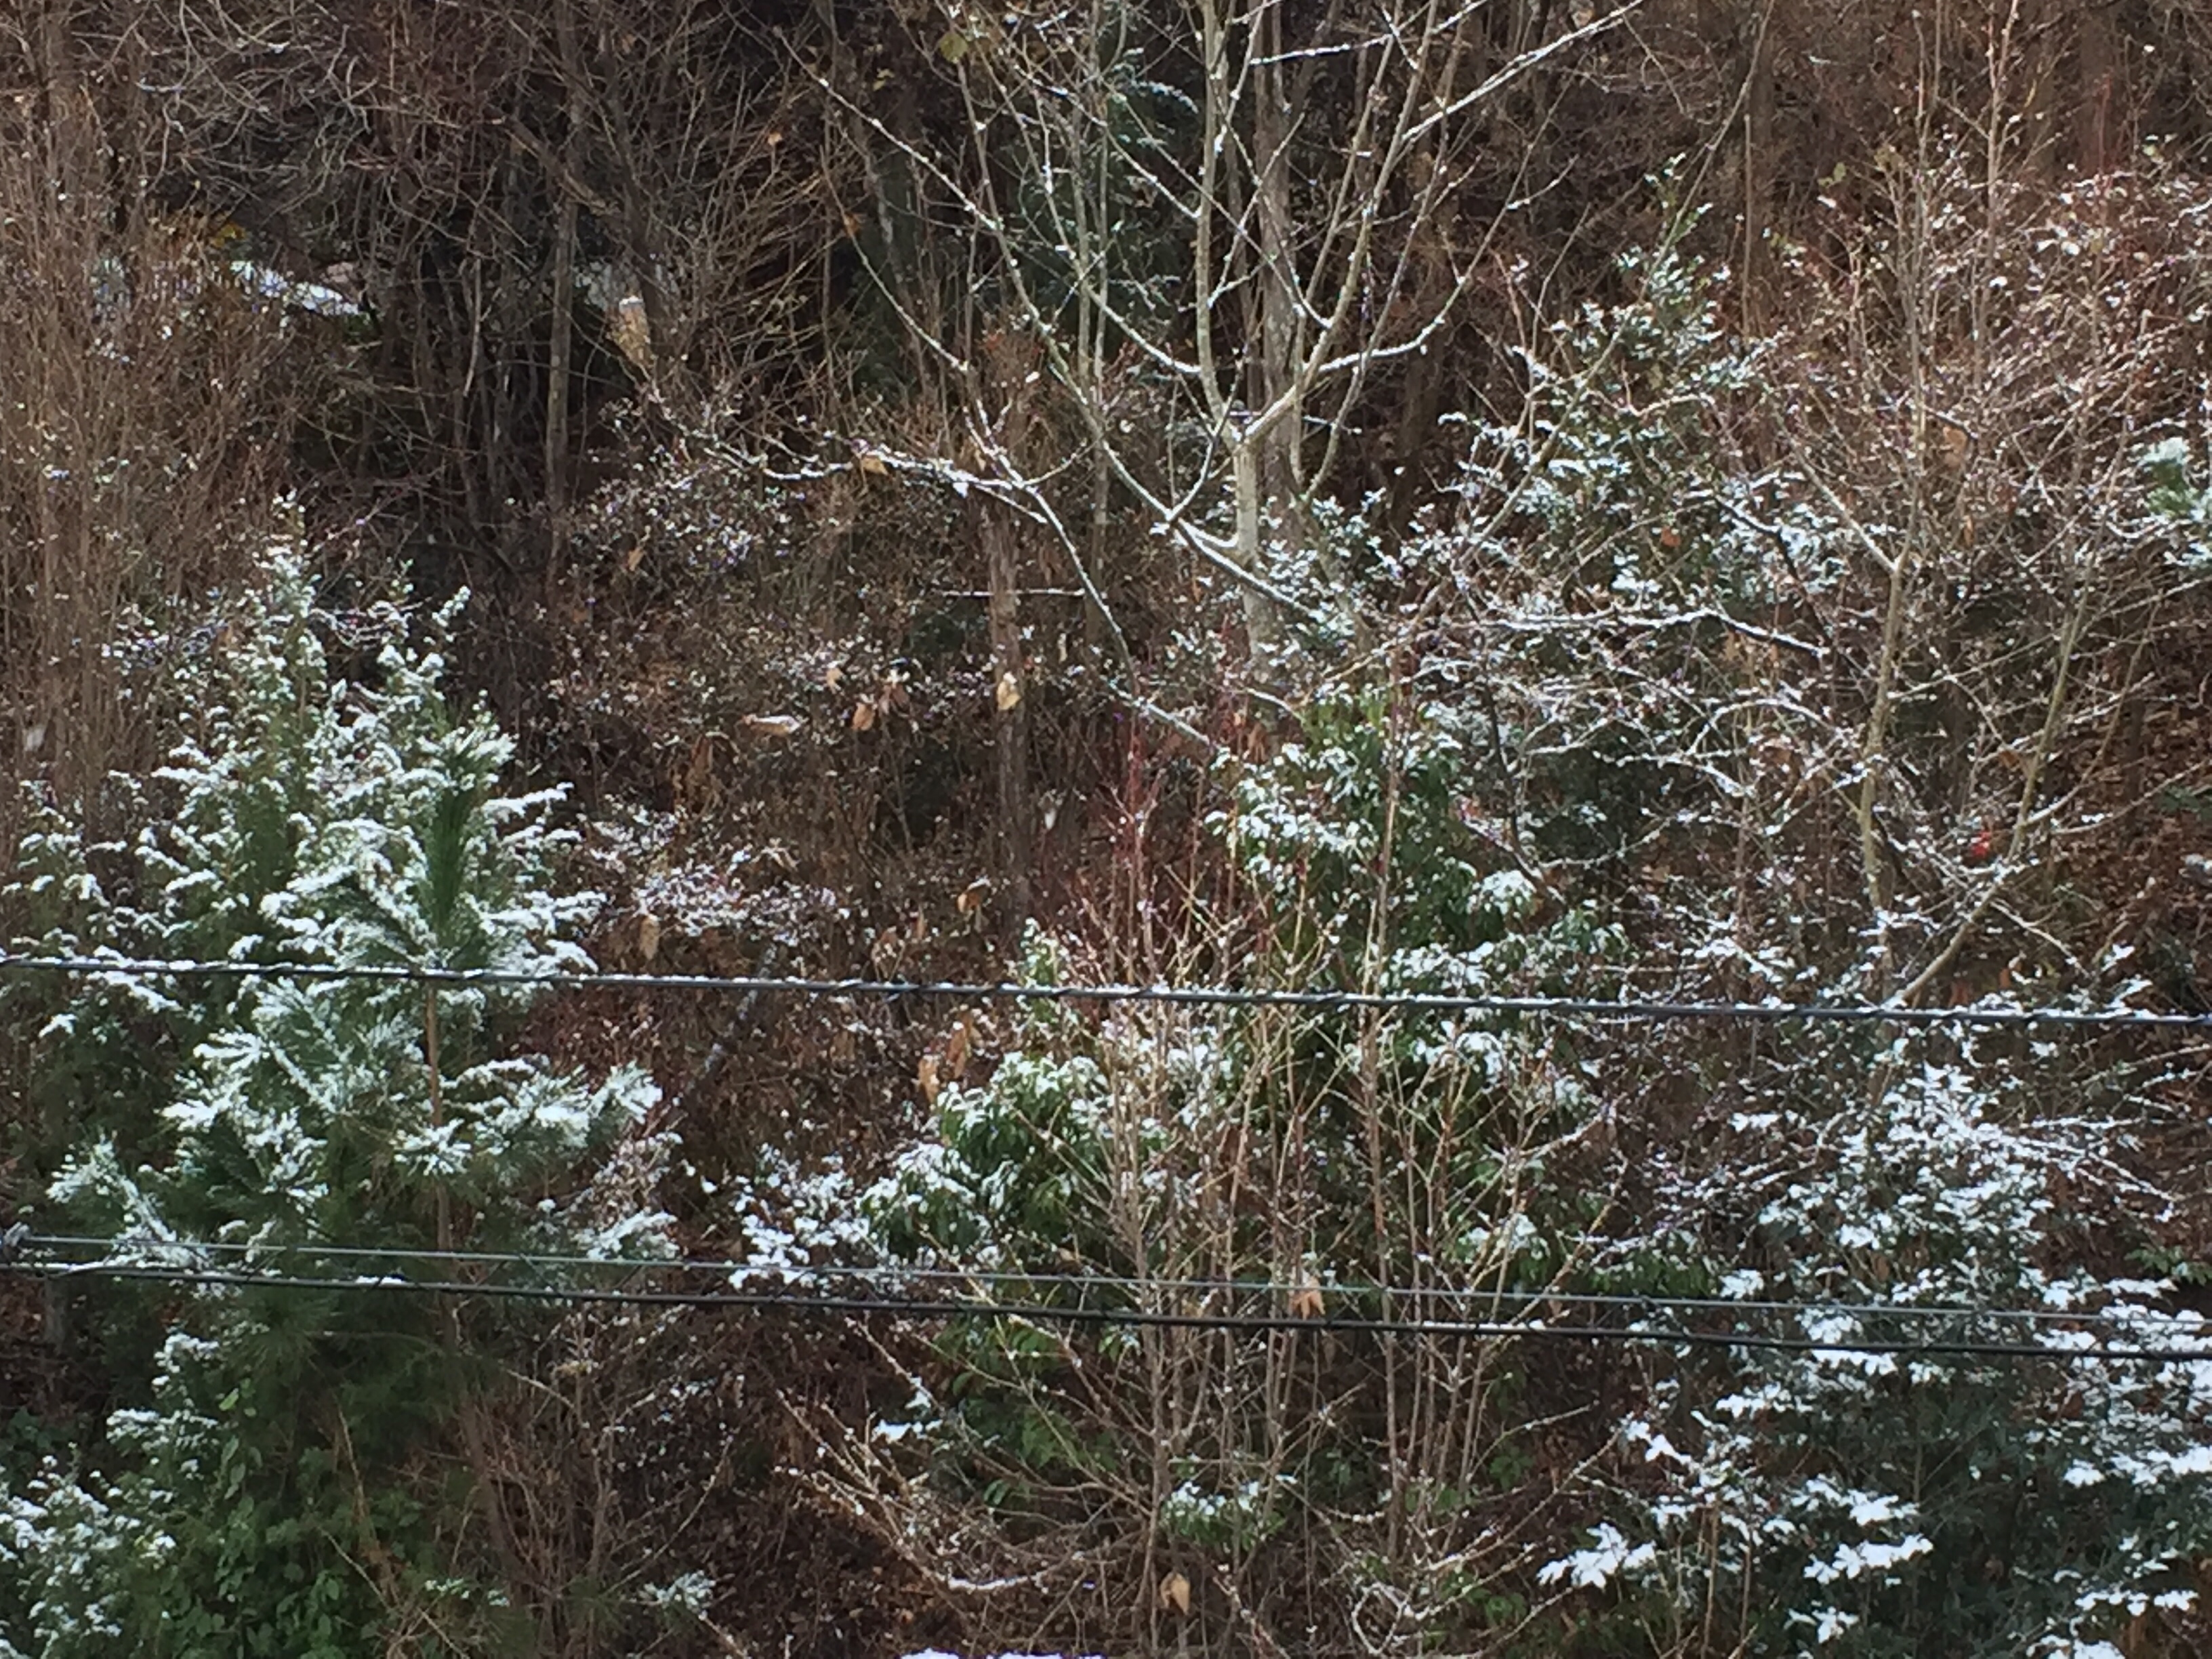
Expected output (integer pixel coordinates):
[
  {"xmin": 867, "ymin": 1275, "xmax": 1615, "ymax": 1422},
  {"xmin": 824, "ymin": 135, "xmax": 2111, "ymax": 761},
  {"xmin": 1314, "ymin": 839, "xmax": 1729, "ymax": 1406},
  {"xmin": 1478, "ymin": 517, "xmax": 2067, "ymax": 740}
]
[{"xmin": 1, "ymin": 539, "xmax": 662, "ymax": 1657}]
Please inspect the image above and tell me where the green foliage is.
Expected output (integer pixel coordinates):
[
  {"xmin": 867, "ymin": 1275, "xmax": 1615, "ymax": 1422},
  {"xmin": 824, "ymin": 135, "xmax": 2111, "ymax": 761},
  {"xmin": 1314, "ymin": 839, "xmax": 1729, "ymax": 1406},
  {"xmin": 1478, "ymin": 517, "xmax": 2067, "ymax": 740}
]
[
  {"xmin": 1226, "ymin": 680, "xmax": 1626, "ymax": 989},
  {"xmin": 748, "ymin": 211, "xmax": 2212, "ymax": 1656},
  {"xmin": 1492, "ymin": 226, "xmax": 1792, "ymax": 604},
  {"xmin": 0, "ymin": 539, "xmax": 661, "ymax": 1656},
  {"xmin": 854, "ymin": 459, "xmax": 1643, "ymax": 1620},
  {"xmin": 866, "ymin": 933, "xmax": 1120, "ymax": 1270},
  {"xmin": 1157, "ymin": 1462, "xmax": 1296, "ymax": 1551},
  {"xmin": 1549, "ymin": 1056, "xmax": 2212, "ymax": 1657},
  {"xmin": 3, "ymin": 1330, "xmax": 522, "ymax": 1659},
  {"xmin": 1434, "ymin": 234, "xmax": 1840, "ymax": 891},
  {"xmin": 867, "ymin": 1047, "xmax": 1114, "ymax": 1265},
  {"xmin": 2141, "ymin": 436, "xmax": 2212, "ymax": 565}
]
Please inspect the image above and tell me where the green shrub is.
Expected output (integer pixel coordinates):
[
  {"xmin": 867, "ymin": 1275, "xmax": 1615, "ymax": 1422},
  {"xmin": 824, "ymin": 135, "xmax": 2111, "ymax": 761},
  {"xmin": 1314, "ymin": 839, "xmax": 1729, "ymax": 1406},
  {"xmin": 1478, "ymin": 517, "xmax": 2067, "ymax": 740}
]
[{"xmin": 0, "ymin": 537, "xmax": 660, "ymax": 1656}]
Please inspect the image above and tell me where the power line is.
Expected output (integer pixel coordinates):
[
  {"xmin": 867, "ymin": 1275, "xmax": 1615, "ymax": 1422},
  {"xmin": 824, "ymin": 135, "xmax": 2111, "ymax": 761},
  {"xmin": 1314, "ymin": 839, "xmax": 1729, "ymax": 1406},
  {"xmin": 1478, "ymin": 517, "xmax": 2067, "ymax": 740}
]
[
  {"xmin": 1, "ymin": 951, "xmax": 2202, "ymax": 1032},
  {"xmin": 14, "ymin": 1256, "xmax": 2211, "ymax": 1365},
  {"xmin": 18, "ymin": 1233, "xmax": 2194, "ymax": 1334}
]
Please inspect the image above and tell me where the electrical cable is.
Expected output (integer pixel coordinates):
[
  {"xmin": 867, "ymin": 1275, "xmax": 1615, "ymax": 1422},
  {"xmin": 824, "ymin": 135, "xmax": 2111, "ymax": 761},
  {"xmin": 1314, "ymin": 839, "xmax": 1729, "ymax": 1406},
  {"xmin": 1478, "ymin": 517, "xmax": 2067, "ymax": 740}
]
[
  {"xmin": 1, "ymin": 950, "xmax": 2203, "ymax": 1031},
  {"xmin": 9, "ymin": 954, "xmax": 2205, "ymax": 1362},
  {"xmin": 17, "ymin": 1233, "xmax": 2197, "ymax": 1334},
  {"xmin": 13, "ymin": 1255, "xmax": 2212, "ymax": 1365}
]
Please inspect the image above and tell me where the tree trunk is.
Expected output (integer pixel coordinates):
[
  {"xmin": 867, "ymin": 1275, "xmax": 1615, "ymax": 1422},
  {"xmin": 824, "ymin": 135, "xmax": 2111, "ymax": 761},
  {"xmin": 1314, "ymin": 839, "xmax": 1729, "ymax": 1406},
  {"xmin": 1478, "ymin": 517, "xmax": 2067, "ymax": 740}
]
[
  {"xmin": 1251, "ymin": 0, "xmax": 1303, "ymax": 605},
  {"xmin": 1740, "ymin": 0, "xmax": 1776, "ymax": 332},
  {"xmin": 980, "ymin": 333, "xmax": 1036, "ymax": 944},
  {"xmin": 983, "ymin": 500, "xmax": 1033, "ymax": 944}
]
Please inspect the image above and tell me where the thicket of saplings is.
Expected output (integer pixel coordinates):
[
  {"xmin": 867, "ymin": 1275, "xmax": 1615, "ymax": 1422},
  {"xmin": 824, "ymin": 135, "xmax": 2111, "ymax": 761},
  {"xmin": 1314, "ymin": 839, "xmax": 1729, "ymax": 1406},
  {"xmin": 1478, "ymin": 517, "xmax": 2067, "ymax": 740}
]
[{"xmin": 5, "ymin": 2, "xmax": 2212, "ymax": 1655}]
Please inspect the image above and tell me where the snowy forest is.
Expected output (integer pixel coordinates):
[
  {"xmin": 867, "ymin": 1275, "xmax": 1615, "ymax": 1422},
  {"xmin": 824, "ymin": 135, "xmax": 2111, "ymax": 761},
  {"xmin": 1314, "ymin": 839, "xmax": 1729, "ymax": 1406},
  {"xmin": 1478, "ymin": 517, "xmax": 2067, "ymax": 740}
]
[{"xmin": 4, "ymin": 0, "xmax": 2212, "ymax": 1654}]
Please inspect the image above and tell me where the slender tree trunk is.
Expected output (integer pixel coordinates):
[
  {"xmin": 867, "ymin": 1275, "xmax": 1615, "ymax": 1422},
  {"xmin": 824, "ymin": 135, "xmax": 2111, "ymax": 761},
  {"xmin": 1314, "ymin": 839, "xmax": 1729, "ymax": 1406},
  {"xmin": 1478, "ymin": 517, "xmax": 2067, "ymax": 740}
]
[
  {"xmin": 1740, "ymin": 1, "xmax": 1776, "ymax": 332},
  {"xmin": 2074, "ymin": 3, "xmax": 2118, "ymax": 175},
  {"xmin": 544, "ymin": 0, "xmax": 585, "ymax": 546},
  {"xmin": 984, "ymin": 502, "xmax": 1032, "ymax": 943},
  {"xmin": 980, "ymin": 335, "xmax": 1035, "ymax": 943},
  {"xmin": 1251, "ymin": 1, "xmax": 1303, "ymax": 607}
]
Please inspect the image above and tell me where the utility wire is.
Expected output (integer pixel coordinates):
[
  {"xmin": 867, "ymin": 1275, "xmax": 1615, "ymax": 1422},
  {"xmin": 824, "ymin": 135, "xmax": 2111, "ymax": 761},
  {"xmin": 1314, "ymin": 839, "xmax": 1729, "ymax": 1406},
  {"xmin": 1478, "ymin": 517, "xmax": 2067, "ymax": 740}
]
[
  {"xmin": 18, "ymin": 1233, "xmax": 2198, "ymax": 1334},
  {"xmin": 14, "ymin": 1255, "xmax": 2212, "ymax": 1365},
  {"xmin": 1, "ymin": 951, "xmax": 2203, "ymax": 1032}
]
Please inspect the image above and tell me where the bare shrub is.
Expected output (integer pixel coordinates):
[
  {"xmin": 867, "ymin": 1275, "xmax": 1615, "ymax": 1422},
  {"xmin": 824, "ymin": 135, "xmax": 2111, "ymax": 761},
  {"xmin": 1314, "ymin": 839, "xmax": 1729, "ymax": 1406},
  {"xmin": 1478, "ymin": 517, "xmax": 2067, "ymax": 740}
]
[{"xmin": 0, "ymin": 15, "xmax": 312, "ymax": 846}]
